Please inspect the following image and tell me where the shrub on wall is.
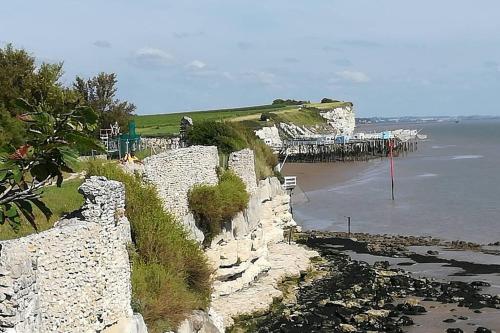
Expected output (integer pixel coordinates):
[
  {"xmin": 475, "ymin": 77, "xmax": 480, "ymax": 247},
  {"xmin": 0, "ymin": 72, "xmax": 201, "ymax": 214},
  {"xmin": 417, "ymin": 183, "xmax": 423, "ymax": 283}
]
[
  {"xmin": 86, "ymin": 161, "xmax": 212, "ymax": 333},
  {"xmin": 188, "ymin": 170, "xmax": 249, "ymax": 245}
]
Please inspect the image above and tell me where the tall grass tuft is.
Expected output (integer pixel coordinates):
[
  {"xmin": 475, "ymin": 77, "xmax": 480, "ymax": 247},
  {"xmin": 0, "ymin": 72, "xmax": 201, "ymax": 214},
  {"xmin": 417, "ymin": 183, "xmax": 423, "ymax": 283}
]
[
  {"xmin": 188, "ymin": 170, "xmax": 249, "ymax": 245},
  {"xmin": 86, "ymin": 161, "xmax": 212, "ymax": 332}
]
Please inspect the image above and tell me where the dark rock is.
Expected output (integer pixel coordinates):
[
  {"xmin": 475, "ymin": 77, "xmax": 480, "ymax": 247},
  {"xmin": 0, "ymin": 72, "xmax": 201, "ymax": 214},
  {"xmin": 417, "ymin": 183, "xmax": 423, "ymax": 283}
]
[
  {"xmin": 427, "ymin": 250, "xmax": 439, "ymax": 255},
  {"xmin": 396, "ymin": 315, "xmax": 414, "ymax": 326},
  {"xmin": 249, "ymin": 232, "xmax": 500, "ymax": 333},
  {"xmin": 457, "ymin": 315, "xmax": 468, "ymax": 320},
  {"xmin": 471, "ymin": 281, "xmax": 491, "ymax": 288},
  {"xmin": 374, "ymin": 261, "xmax": 390, "ymax": 269},
  {"xmin": 443, "ymin": 318, "xmax": 456, "ymax": 323},
  {"xmin": 474, "ymin": 309, "xmax": 482, "ymax": 313},
  {"xmin": 475, "ymin": 327, "xmax": 493, "ymax": 333},
  {"xmin": 396, "ymin": 303, "xmax": 426, "ymax": 315},
  {"xmin": 447, "ymin": 329, "xmax": 464, "ymax": 333}
]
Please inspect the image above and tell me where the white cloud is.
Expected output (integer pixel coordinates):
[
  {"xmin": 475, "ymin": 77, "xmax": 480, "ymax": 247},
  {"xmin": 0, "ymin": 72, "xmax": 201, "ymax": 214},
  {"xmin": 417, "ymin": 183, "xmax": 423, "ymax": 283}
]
[
  {"xmin": 243, "ymin": 70, "xmax": 279, "ymax": 87},
  {"xmin": 336, "ymin": 70, "xmax": 371, "ymax": 83},
  {"xmin": 132, "ymin": 47, "xmax": 174, "ymax": 68},
  {"xmin": 93, "ymin": 40, "xmax": 111, "ymax": 48},
  {"xmin": 186, "ymin": 60, "xmax": 207, "ymax": 70}
]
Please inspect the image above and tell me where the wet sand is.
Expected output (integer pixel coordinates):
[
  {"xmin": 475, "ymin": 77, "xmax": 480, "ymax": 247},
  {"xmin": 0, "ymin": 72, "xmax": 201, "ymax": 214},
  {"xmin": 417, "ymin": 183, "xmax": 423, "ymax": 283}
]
[
  {"xmin": 282, "ymin": 161, "xmax": 373, "ymax": 193},
  {"xmin": 281, "ymin": 120, "xmax": 500, "ymax": 244},
  {"xmin": 407, "ymin": 300, "xmax": 500, "ymax": 332}
]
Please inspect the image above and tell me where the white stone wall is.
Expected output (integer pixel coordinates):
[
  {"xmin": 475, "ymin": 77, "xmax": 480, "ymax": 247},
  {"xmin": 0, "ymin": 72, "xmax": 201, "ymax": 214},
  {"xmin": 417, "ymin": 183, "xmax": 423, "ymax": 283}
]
[
  {"xmin": 143, "ymin": 146, "xmax": 219, "ymax": 219},
  {"xmin": 320, "ymin": 105, "xmax": 356, "ymax": 135},
  {"xmin": 228, "ymin": 149, "xmax": 257, "ymax": 194},
  {"xmin": 141, "ymin": 137, "xmax": 180, "ymax": 152},
  {"xmin": 0, "ymin": 177, "xmax": 133, "ymax": 333}
]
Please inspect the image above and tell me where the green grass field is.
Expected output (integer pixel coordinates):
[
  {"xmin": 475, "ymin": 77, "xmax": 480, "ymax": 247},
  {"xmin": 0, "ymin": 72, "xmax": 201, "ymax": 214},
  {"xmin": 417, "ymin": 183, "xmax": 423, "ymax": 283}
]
[
  {"xmin": 135, "ymin": 101, "xmax": 350, "ymax": 137},
  {"xmin": 0, "ymin": 178, "xmax": 85, "ymax": 240}
]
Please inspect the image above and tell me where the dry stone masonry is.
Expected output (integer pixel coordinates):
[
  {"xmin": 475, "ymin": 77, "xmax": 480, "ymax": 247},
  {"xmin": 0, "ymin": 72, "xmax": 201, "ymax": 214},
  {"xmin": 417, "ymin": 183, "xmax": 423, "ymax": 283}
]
[
  {"xmin": 143, "ymin": 146, "xmax": 219, "ymax": 242},
  {"xmin": 143, "ymin": 146, "xmax": 219, "ymax": 218},
  {"xmin": 0, "ymin": 177, "xmax": 136, "ymax": 333},
  {"xmin": 228, "ymin": 149, "xmax": 257, "ymax": 194}
]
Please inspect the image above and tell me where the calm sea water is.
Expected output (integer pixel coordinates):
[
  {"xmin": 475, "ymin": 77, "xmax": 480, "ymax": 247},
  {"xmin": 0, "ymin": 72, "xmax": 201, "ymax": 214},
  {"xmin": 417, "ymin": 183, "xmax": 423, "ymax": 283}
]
[{"xmin": 291, "ymin": 120, "xmax": 500, "ymax": 244}]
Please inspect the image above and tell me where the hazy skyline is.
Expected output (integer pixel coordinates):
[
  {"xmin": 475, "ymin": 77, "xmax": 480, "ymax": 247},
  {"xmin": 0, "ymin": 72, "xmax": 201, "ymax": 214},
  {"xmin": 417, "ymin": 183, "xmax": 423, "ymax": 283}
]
[{"xmin": 2, "ymin": 0, "xmax": 500, "ymax": 117}]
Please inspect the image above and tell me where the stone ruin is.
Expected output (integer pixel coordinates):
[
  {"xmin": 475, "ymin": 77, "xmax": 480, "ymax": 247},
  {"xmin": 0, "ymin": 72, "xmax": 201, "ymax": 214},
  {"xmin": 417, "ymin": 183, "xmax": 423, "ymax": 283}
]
[{"xmin": 0, "ymin": 177, "xmax": 144, "ymax": 333}]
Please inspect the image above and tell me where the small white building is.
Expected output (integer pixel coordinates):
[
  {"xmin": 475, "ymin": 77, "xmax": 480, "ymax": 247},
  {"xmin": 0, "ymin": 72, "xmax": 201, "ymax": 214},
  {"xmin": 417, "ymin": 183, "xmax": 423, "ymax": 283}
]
[{"xmin": 353, "ymin": 132, "xmax": 365, "ymax": 140}]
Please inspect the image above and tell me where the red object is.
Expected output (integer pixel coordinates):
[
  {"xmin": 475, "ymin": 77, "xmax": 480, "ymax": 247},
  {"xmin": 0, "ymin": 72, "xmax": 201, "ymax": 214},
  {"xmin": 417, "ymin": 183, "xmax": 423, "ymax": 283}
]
[
  {"xmin": 10, "ymin": 144, "xmax": 30, "ymax": 160},
  {"xmin": 389, "ymin": 139, "xmax": 395, "ymax": 200}
]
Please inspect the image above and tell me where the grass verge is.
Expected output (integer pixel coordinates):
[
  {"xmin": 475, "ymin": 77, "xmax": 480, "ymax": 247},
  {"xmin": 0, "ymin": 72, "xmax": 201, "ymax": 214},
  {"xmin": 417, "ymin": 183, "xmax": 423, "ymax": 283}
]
[
  {"xmin": 86, "ymin": 161, "xmax": 212, "ymax": 332},
  {"xmin": 135, "ymin": 101, "xmax": 351, "ymax": 137},
  {"xmin": 0, "ymin": 178, "xmax": 85, "ymax": 240}
]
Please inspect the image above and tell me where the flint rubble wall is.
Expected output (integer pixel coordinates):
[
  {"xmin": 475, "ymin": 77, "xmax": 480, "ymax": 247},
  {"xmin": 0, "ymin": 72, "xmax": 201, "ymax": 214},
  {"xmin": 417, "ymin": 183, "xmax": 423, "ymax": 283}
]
[{"xmin": 0, "ymin": 177, "xmax": 135, "ymax": 333}]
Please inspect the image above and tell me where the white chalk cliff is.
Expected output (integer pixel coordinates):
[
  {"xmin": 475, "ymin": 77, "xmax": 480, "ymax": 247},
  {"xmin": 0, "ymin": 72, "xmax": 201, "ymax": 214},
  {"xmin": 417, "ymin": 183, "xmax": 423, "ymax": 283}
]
[{"xmin": 144, "ymin": 147, "xmax": 318, "ymax": 332}]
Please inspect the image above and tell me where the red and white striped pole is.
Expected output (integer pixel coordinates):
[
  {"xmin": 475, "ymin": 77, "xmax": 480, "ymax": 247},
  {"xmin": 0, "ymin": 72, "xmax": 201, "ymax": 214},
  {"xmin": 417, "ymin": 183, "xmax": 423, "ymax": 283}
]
[{"xmin": 389, "ymin": 138, "xmax": 395, "ymax": 201}]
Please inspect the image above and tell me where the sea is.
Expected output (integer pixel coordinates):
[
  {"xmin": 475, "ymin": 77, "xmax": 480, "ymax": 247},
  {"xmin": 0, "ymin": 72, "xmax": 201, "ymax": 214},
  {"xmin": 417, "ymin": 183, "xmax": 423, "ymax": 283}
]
[{"xmin": 283, "ymin": 119, "xmax": 500, "ymax": 244}]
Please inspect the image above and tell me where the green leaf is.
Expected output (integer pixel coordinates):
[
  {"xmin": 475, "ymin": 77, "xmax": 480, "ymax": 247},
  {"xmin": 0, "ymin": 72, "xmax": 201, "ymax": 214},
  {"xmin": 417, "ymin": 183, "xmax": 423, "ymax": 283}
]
[
  {"xmin": 58, "ymin": 146, "xmax": 80, "ymax": 171},
  {"xmin": 14, "ymin": 98, "xmax": 33, "ymax": 112},
  {"xmin": 56, "ymin": 173, "xmax": 63, "ymax": 187},
  {"xmin": 8, "ymin": 215, "xmax": 21, "ymax": 232},
  {"xmin": 16, "ymin": 201, "xmax": 37, "ymax": 231},
  {"xmin": 31, "ymin": 198, "xmax": 52, "ymax": 220},
  {"xmin": 12, "ymin": 170, "xmax": 22, "ymax": 183},
  {"xmin": 65, "ymin": 132, "xmax": 104, "ymax": 152},
  {"xmin": 30, "ymin": 164, "xmax": 51, "ymax": 182},
  {"xmin": 5, "ymin": 204, "xmax": 18, "ymax": 218},
  {"xmin": 75, "ymin": 105, "xmax": 99, "ymax": 125}
]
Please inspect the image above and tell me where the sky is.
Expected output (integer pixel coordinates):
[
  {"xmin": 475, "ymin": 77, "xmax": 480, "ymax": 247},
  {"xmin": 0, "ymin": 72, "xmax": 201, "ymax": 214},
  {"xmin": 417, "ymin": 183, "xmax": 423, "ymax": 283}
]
[{"xmin": 1, "ymin": 0, "xmax": 500, "ymax": 117}]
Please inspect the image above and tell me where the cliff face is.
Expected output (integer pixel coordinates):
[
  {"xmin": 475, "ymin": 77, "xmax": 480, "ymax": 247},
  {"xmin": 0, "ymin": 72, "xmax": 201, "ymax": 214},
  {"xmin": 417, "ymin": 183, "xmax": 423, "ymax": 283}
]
[
  {"xmin": 0, "ymin": 147, "xmax": 316, "ymax": 333},
  {"xmin": 319, "ymin": 104, "xmax": 355, "ymax": 136},
  {"xmin": 144, "ymin": 147, "xmax": 318, "ymax": 331}
]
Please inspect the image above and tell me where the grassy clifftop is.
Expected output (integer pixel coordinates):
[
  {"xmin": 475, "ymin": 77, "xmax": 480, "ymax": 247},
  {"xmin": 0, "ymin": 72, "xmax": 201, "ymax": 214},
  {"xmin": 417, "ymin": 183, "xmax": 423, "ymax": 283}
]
[{"xmin": 135, "ymin": 101, "xmax": 351, "ymax": 137}]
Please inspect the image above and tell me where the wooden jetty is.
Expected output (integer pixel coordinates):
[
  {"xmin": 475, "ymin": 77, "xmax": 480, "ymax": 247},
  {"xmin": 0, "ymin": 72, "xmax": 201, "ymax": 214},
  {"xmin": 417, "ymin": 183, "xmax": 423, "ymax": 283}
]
[{"xmin": 279, "ymin": 138, "xmax": 418, "ymax": 163}]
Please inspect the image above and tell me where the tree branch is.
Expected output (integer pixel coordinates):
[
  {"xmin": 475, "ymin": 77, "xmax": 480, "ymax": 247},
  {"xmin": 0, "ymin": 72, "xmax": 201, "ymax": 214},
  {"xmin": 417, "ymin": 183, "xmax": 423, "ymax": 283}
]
[{"xmin": 0, "ymin": 176, "xmax": 52, "ymax": 205}]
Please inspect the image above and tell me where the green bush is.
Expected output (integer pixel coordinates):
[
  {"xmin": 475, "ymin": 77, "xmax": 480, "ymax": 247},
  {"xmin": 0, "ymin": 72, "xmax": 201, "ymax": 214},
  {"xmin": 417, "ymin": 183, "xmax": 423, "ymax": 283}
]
[
  {"xmin": 186, "ymin": 121, "xmax": 246, "ymax": 154},
  {"xmin": 260, "ymin": 112, "xmax": 271, "ymax": 121},
  {"xmin": 321, "ymin": 98, "xmax": 339, "ymax": 103},
  {"xmin": 86, "ymin": 161, "xmax": 212, "ymax": 333},
  {"xmin": 187, "ymin": 121, "xmax": 277, "ymax": 179},
  {"xmin": 188, "ymin": 170, "xmax": 249, "ymax": 245}
]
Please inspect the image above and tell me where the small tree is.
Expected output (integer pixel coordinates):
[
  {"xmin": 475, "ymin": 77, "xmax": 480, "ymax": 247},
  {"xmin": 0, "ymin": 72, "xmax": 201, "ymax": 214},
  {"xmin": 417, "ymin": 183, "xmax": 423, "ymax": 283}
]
[
  {"xmin": 321, "ymin": 98, "xmax": 339, "ymax": 103},
  {"xmin": 74, "ymin": 73, "xmax": 136, "ymax": 132},
  {"xmin": 0, "ymin": 98, "xmax": 101, "ymax": 231},
  {"xmin": 260, "ymin": 112, "xmax": 271, "ymax": 121}
]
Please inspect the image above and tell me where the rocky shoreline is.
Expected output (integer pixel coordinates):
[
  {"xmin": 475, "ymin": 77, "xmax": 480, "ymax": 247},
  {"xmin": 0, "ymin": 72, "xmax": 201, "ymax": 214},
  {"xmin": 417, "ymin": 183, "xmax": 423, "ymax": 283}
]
[{"xmin": 231, "ymin": 231, "xmax": 500, "ymax": 333}]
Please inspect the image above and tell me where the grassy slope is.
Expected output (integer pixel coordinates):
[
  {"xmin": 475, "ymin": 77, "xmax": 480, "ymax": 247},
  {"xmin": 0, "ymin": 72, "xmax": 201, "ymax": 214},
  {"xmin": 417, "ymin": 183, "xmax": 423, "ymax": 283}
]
[
  {"xmin": 135, "ymin": 101, "xmax": 350, "ymax": 137},
  {"xmin": 0, "ymin": 178, "xmax": 85, "ymax": 240},
  {"xmin": 86, "ymin": 161, "xmax": 211, "ymax": 332}
]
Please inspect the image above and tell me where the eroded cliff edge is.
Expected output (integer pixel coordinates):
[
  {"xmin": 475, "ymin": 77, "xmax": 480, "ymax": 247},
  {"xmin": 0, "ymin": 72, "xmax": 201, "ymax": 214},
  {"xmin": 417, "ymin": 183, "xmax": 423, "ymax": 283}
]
[{"xmin": 143, "ymin": 146, "xmax": 318, "ymax": 331}]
